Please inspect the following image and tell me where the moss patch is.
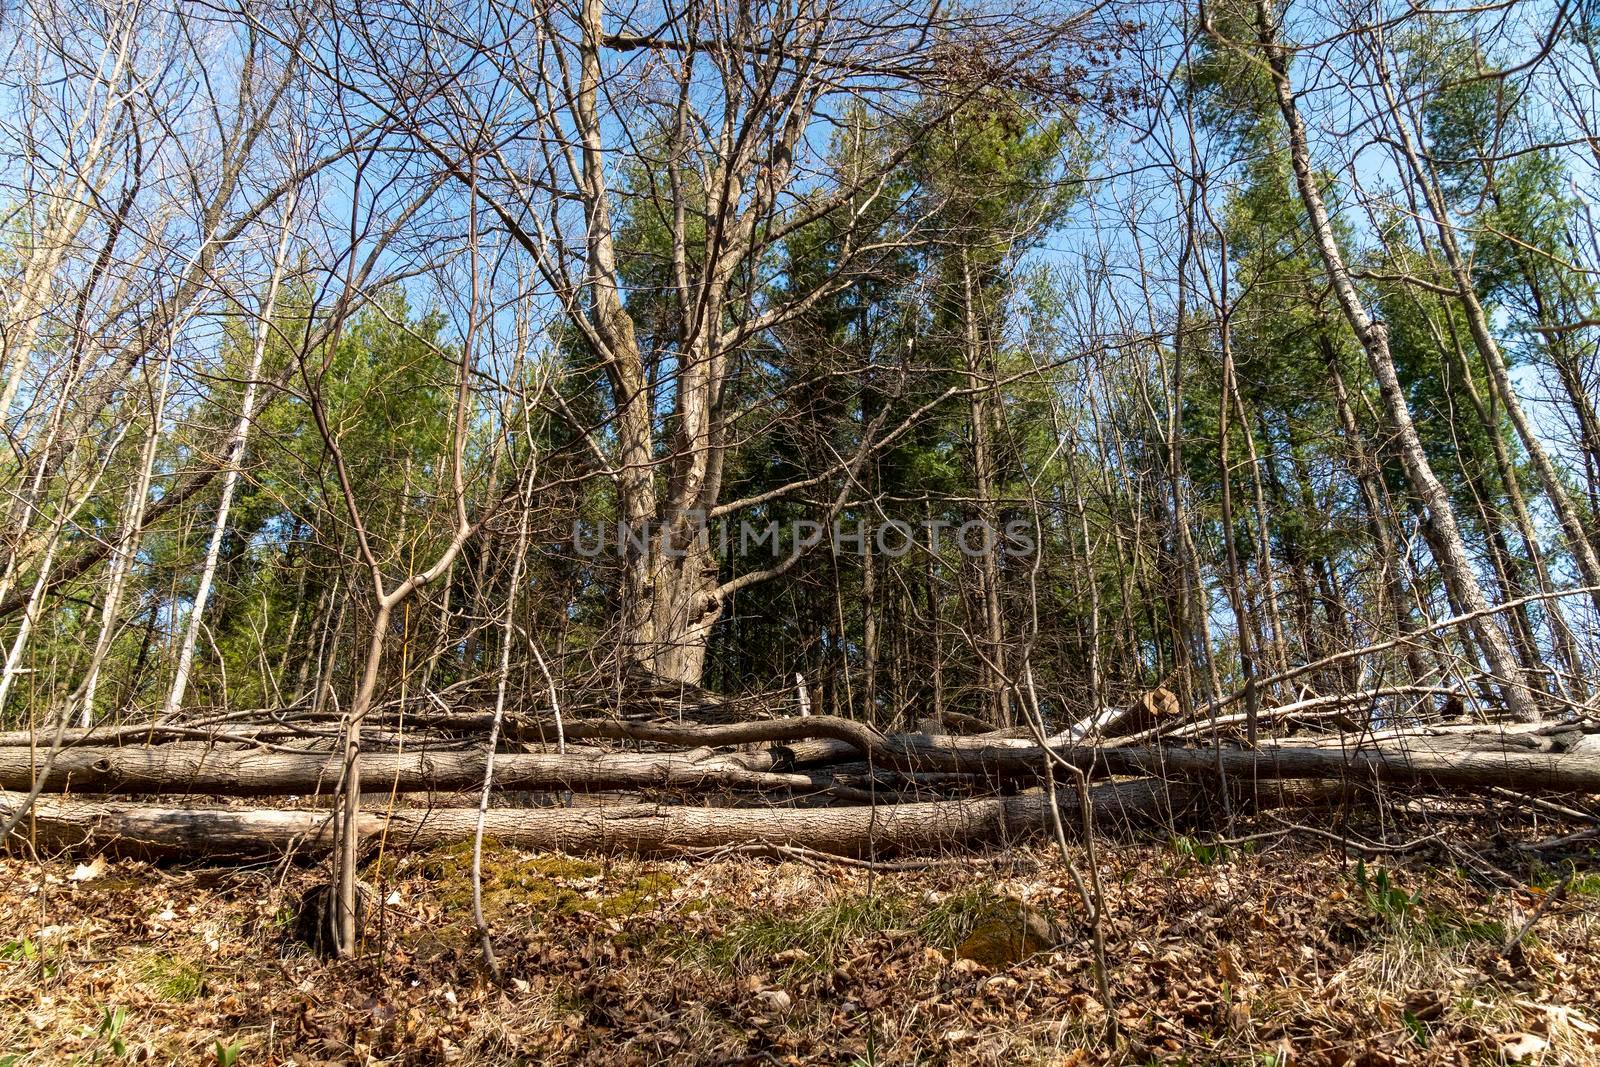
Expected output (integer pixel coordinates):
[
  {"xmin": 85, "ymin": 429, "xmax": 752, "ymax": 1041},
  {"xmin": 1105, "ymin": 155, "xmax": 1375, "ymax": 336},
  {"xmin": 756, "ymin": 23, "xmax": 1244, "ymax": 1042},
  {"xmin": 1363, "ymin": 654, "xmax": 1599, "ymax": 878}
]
[
  {"xmin": 410, "ymin": 843, "xmax": 674, "ymax": 923},
  {"xmin": 413, "ymin": 840, "xmax": 601, "ymax": 883},
  {"xmin": 954, "ymin": 899, "xmax": 1059, "ymax": 968},
  {"xmin": 593, "ymin": 871, "xmax": 678, "ymax": 919}
]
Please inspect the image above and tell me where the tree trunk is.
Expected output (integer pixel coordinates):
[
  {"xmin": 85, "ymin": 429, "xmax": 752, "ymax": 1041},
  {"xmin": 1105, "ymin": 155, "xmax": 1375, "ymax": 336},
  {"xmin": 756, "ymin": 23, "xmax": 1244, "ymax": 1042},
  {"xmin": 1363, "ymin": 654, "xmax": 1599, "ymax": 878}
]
[
  {"xmin": 1424, "ymin": 307, "xmax": 1576, "ymax": 684},
  {"xmin": 631, "ymin": 529, "xmax": 722, "ymax": 685},
  {"xmin": 163, "ymin": 202, "xmax": 295, "ymax": 716},
  {"xmin": 0, "ymin": 745, "xmax": 824, "ymax": 797},
  {"xmin": 1373, "ymin": 56, "xmax": 1600, "ymax": 614},
  {"xmin": 1325, "ymin": 354, "xmax": 1429, "ymax": 680},
  {"xmin": 1216, "ymin": 326, "xmax": 1262, "ymax": 744},
  {"xmin": 958, "ymin": 251, "xmax": 1010, "ymax": 728},
  {"xmin": 2, "ymin": 782, "xmax": 1189, "ymax": 859},
  {"xmin": 335, "ymin": 602, "xmax": 391, "ymax": 954},
  {"xmin": 1255, "ymin": 0, "xmax": 1541, "ymax": 721},
  {"xmin": 8, "ymin": 728, "xmax": 1597, "ymax": 795}
]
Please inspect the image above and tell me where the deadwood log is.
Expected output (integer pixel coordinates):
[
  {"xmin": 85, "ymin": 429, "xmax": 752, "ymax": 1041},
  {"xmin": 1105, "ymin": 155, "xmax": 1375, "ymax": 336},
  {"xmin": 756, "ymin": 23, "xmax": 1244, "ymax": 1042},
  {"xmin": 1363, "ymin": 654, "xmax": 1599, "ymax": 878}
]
[
  {"xmin": 546, "ymin": 714, "xmax": 1600, "ymax": 787},
  {"xmin": 0, "ymin": 712, "xmax": 876, "ymax": 751},
  {"xmin": 1, "ymin": 781, "xmax": 1189, "ymax": 858},
  {"xmin": 1099, "ymin": 742, "xmax": 1600, "ymax": 793},
  {"xmin": 3, "ymin": 729, "xmax": 1598, "ymax": 795},
  {"xmin": 0, "ymin": 746, "xmax": 824, "ymax": 796},
  {"xmin": 783, "ymin": 725, "xmax": 1600, "ymax": 790}
]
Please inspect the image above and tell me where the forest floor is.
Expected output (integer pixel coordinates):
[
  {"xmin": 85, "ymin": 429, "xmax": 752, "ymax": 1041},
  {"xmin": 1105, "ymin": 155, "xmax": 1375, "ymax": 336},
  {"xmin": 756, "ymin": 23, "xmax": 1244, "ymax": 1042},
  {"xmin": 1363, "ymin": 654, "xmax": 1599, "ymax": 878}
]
[{"xmin": 1, "ymin": 809, "xmax": 1597, "ymax": 1065}]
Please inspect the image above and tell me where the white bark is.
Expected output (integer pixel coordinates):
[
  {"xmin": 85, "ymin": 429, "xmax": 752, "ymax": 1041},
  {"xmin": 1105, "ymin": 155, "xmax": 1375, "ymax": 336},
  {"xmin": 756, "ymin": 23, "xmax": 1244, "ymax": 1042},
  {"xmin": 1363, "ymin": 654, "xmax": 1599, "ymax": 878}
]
[
  {"xmin": 79, "ymin": 351, "xmax": 176, "ymax": 726},
  {"xmin": 1253, "ymin": 0, "xmax": 1542, "ymax": 721},
  {"xmin": 1370, "ymin": 47, "xmax": 1600, "ymax": 618},
  {"xmin": 0, "ymin": 9, "xmax": 139, "ymax": 421},
  {"xmin": 162, "ymin": 199, "xmax": 297, "ymax": 717},
  {"xmin": 0, "ymin": 403, "xmax": 136, "ymax": 718}
]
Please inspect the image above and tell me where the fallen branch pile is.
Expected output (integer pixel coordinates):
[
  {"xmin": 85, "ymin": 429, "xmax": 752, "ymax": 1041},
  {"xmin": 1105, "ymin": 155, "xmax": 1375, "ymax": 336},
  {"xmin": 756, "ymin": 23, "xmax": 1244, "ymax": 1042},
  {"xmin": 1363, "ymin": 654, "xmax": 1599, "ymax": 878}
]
[{"xmin": 1, "ymin": 687, "xmax": 1597, "ymax": 860}]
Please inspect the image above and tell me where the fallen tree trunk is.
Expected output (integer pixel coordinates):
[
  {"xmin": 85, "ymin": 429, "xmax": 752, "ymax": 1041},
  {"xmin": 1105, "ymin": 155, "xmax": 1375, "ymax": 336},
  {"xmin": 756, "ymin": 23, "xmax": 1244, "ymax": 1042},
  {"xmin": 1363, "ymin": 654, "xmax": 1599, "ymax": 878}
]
[
  {"xmin": 1286, "ymin": 721, "xmax": 1594, "ymax": 753},
  {"xmin": 4, "ymin": 731, "xmax": 1598, "ymax": 796},
  {"xmin": 0, "ymin": 745, "xmax": 825, "ymax": 796},
  {"xmin": 1, "ymin": 780, "xmax": 1190, "ymax": 858},
  {"xmin": 1098, "ymin": 741, "xmax": 1600, "ymax": 793},
  {"xmin": 548, "ymin": 714, "xmax": 1600, "ymax": 787},
  {"xmin": 794, "ymin": 728, "xmax": 1600, "ymax": 791}
]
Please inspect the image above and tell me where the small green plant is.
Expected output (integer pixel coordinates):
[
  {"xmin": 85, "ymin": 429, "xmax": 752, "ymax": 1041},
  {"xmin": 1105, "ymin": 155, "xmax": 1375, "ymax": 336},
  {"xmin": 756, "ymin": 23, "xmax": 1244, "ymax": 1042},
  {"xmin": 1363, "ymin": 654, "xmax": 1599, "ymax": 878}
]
[
  {"xmin": 0, "ymin": 938, "xmax": 34, "ymax": 962},
  {"xmin": 1352, "ymin": 862, "xmax": 1504, "ymax": 947},
  {"xmin": 1402, "ymin": 1009, "xmax": 1430, "ymax": 1048},
  {"xmin": 850, "ymin": 1023, "xmax": 880, "ymax": 1067},
  {"xmin": 96, "ymin": 1006, "xmax": 129, "ymax": 1059},
  {"xmin": 1354, "ymin": 860, "xmax": 1422, "ymax": 920},
  {"xmin": 1527, "ymin": 859, "xmax": 1600, "ymax": 898},
  {"xmin": 2, "ymin": 937, "xmax": 60, "ymax": 978},
  {"xmin": 214, "ymin": 1038, "xmax": 243, "ymax": 1067},
  {"xmin": 1169, "ymin": 834, "xmax": 1232, "ymax": 866}
]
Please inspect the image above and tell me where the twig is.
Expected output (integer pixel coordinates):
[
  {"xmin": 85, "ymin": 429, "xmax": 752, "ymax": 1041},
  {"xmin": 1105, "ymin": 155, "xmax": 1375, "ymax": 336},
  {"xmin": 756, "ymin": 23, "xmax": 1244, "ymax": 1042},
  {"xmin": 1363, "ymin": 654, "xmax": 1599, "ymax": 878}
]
[
  {"xmin": 1501, "ymin": 872, "xmax": 1573, "ymax": 960},
  {"xmin": 1021, "ymin": 665, "xmax": 1117, "ymax": 1038},
  {"xmin": 1520, "ymin": 827, "xmax": 1600, "ymax": 851},
  {"xmin": 1486, "ymin": 787, "xmax": 1599, "ymax": 824},
  {"xmin": 473, "ymin": 473, "xmax": 538, "ymax": 980},
  {"xmin": 1216, "ymin": 823, "xmax": 1444, "ymax": 855}
]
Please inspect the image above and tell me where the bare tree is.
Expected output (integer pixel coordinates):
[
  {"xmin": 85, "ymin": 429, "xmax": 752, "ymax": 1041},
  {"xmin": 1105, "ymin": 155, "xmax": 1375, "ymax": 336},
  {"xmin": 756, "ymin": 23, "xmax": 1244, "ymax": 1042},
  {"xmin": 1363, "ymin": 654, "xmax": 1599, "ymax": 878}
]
[
  {"xmin": 318, "ymin": 0, "xmax": 1109, "ymax": 685},
  {"xmin": 1247, "ymin": 0, "xmax": 1544, "ymax": 722}
]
